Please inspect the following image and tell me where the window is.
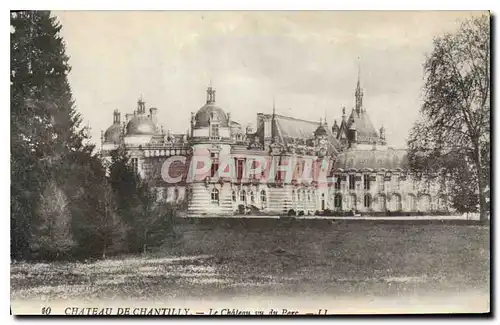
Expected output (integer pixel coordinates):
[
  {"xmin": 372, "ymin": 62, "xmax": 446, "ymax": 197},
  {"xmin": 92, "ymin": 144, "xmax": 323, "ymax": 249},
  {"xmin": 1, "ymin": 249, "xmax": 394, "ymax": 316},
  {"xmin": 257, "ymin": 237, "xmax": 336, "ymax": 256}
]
[
  {"xmin": 240, "ymin": 190, "xmax": 246, "ymax": 203},
  {"xmin": 260, "ymin": 190, "xmax": 267, "ymax": 207},
  {"xmin": 392, "ymin": 194, "xmax": 401, "ymax": 211},
  {"xmin": 363, "ymin": 174, "xmax": 370, "ymax": 190},
  {"xmin": 211, "ymin": 159, "xmax": 219, "ymax": 177},
  {"xmin": 334, "ymin": 194, "xmax": 342, "ymax": 209},
  {"xmin": 335, "ymin": 175, "xmax": 341, "ymax": 190},
  {"xmin": 292, "ymin": 190, "xmax": 296, "ymax": 203},
  {"xmin": 408, "ymin": 195, "xmax": 416, "ymax": 211},
  {"xmin": 232, "ymin": 191, "xmax": 236, "ymax": 202},
  {"xmin": 364, "ymin": 194, "xmax": 371, "ymax": 208},
  {"xmin": 173, "ymin": 188, "xmax": 179, "ymax": 201},
  {"xmin": 378, "ymin": 175, "xmax": 385, "ymax": 191},
  {"xmin": 393, "ymin": 175, "xmax": 400, "ymax": 191},
  {"xmin": 211, "ymin": 188, "xmax": 219, "ymax": 205},
  {"xmin": 349, "ymin": 174, "xmax": 356, "ymax": 190},
  {"xmin": 236, "ymin": 159, "xmax": 244, "ymax": 180},
  {"xmin": 250, "ymin": 191, "xmax": 255, "ymax": 203},
  {"xmin": 378, "ymin": 195, "xmax": 386, "ymax": 211},
  {"xmin": 131, "ymin": 158, "xmax": 138, "ymax": 174},
  {"xmin": 210, "ymin": 124, "xmax": 219, "ymax": 138}
]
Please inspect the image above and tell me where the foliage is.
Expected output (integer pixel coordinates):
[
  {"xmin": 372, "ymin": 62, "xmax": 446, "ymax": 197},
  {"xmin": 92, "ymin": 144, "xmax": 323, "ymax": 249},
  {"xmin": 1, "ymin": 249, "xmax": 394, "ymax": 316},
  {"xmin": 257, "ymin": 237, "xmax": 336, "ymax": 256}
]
[
  {"xmin": 407, "ymin": 14, "xmax": 490, "ymax": 220},
  {"xmin": 11, "ymin": 11, "xmax": 175, "ymax": 262},
  {"xmin": 108, "ymin": 146, "xmax": 176, "ymax": 255},
  {"xmin": 30, "ymin": 181, "xmax": 75, "ymax": 260}
]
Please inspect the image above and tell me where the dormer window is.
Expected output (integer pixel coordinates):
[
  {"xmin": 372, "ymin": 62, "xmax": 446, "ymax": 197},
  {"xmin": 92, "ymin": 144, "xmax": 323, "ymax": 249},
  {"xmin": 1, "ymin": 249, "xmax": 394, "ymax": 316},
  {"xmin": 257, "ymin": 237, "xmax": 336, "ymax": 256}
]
[{"xmin": 210, "ymin": 124, "xmax": 219, "ymax": 138}]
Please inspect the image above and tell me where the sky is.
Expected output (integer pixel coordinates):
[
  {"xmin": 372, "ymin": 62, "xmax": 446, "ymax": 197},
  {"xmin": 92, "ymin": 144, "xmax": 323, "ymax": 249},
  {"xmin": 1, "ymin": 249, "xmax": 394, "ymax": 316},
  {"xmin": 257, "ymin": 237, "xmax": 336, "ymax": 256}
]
[{"xmin": 54, "ymin": 10, "xmax": 485, "ymax": 149}]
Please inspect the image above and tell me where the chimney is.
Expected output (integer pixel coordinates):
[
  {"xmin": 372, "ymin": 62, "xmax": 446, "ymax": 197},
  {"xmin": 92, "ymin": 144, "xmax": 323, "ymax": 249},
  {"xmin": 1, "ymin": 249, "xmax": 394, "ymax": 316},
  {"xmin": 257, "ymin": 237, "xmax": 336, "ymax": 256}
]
[
  {"xmin": 150, "ymin": 107, "xmax": 158, "ymax": 125},
  {"xmin": 113, "ymin": 109, "xmax": 120, "ymax": 125}
]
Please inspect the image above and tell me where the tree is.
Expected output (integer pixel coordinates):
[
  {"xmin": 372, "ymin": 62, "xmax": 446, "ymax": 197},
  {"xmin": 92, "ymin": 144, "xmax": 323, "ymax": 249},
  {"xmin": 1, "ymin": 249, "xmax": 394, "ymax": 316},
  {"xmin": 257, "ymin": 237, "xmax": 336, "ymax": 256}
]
[
  {"xmin": 11, "ymin": 11, "xmax": 112, "ymax": 260},
  {"xmin": 108, "ymin": 147, "xmax": 175, "ymax": 254},
  {"xmin": 31, "ymin": 181, "xmax": 75, "ymax": 260},
  {"xmin": 408, "ymin": 14, "xmax": 490, "ymax": 222}
]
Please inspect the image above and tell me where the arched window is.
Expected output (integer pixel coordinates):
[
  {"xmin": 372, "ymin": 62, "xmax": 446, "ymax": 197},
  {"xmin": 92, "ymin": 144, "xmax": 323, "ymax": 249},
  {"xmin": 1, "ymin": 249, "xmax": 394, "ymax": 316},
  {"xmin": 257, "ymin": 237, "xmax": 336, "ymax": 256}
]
[
  {"xmin": 364, "ymin": 194, "xmax": 371, "ymax": 208},
  {"xmin": 321, "ymin": 193, "xmax": 326, "ymax": 210},
  {"xmin": 250, "ymin": 191, "xmax": 255, "ymax": 204},
  {"xmin": 407, "ymin": 194, "xmax": 416, "ymax": 211},
  {"xmin": 378, "ymin": 194, "xmax": 386, "ymax": 211},
  {"xmin": 334, "ymin": 194, "xmax": 342, "ymax": 209},
  {"xmin": 240, "ymin": 190, "xmax": 246, "ymax": 203},
  {"xmin": 391, "ymin": 194, "xmax": 402, "ymax": 211},
  {"xmin": 232, "ymin": 191, "xmax": 236, "ymax": 202},
  {"xmin": 211, "ymin": 188, "xmax": 219, "ymax": 205},
  {"xmin": 173, "ymin": 188, "xmax": 179, "ymax": 201},
  {"xmin": 349, "ymin": 194, "xmax": 357, "ymax": 210}
]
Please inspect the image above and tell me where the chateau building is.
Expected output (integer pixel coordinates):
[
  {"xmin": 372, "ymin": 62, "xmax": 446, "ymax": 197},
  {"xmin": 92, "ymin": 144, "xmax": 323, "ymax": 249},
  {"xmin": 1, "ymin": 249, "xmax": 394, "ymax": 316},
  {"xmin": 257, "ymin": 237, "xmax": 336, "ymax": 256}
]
[{"xmin": 100, "ymin": 74, "xmax": 450, "ymax": 216}]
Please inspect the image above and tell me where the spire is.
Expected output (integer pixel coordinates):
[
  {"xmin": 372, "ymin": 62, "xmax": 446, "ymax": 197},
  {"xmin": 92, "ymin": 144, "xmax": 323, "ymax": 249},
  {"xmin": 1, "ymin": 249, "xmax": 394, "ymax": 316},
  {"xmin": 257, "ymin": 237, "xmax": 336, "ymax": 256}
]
[
  {"xmin": 341, "ymin": 106, "xmax": 346, "ymax": 122},
  {"xmin": 355, "ymin": 57, "xmax": 363, "ymax": 115}
]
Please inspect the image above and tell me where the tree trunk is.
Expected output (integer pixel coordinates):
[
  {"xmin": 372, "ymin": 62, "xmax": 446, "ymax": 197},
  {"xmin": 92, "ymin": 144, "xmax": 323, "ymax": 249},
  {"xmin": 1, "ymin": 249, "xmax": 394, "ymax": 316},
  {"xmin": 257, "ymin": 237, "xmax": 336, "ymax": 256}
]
[{"xmin": 475, "ymin": 142, "xmax": 488, "ymax": 223}]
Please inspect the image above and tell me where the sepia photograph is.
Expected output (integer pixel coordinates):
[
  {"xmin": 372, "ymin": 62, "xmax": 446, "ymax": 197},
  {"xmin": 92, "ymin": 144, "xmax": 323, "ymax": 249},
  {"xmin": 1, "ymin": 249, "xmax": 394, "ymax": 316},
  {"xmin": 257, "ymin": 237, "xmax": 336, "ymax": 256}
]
[{"xmin": 10, "ymin": 10, "xmax": 491, "ymax": 316}]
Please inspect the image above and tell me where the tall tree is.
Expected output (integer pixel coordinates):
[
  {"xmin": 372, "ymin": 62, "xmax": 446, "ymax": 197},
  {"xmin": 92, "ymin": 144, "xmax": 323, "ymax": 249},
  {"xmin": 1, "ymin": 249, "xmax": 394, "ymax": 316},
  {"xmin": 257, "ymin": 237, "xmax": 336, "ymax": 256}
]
[
  {"xmin": 408, "ymin": 14, "xmax": 490, "ymax": 221},
  {"xmin": 31, "ymin": 180, "xmax": 75, "ymax": 260},
  {"xmin": 11, "ymin": 11, "xmax": 109, "ymax": 260}
]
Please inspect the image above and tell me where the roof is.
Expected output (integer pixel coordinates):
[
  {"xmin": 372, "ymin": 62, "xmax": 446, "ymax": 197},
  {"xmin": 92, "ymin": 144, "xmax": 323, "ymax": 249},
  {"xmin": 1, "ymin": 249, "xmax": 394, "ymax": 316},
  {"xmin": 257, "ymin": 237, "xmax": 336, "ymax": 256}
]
[
  {"xmin": 333, "ymin": 148, "xmax": 409, "ymax": 171},
  {"xmin": 314, "ymin": 124, "xmax": 328, "ymax": 136},
  {"xmin": 194, "ymin": 103, "xmax": 229, "ymax": 128},
  {"xmin": 126, "ymin": 115, "xmax": 157, "ymax": 136},
  {"xmin": 104, "ymin": 123, "xmax": 122, "ymax": 144},
  {"xmin": 270, "ymin": 114, "xmax": 342, "ymax": 154},
  {"xmin": 345, "ymin": 110, "xmax": 380, "ymax": 144}
]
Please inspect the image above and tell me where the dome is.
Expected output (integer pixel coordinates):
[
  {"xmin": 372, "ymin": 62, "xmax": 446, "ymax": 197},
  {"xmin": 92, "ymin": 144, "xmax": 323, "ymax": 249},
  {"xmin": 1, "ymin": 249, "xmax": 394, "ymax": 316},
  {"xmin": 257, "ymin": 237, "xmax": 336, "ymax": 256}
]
[
  {"xmin": 314, "ymin": 124, "xmax": 328, "ymax": 136},
  {"xmin": 126, "ymin": 116, "xmax": 157, "ymax": 136},
  {"xmin": 194, "ymin": 103, "xmax": 229, "ymax": 128},
  {"xmin": 104, "ymin": 123, "xmax": 122, "ymax": 144}
]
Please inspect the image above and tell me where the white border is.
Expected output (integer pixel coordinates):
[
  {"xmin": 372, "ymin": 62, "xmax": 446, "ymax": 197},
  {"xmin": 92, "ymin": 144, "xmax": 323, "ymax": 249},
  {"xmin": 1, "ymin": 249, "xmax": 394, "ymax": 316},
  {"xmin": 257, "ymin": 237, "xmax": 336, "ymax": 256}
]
[{"xmin": 2, "ymin": 2, "xmax": 498, "ymax": 325}]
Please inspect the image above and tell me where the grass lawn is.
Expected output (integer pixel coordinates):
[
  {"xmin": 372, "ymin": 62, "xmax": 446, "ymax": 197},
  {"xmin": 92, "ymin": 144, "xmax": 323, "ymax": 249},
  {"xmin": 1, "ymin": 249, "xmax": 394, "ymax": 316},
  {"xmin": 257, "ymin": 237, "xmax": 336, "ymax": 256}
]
[{"xmin": 11, "ymin": 219, "xmax": 490, "ymax": 313}]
